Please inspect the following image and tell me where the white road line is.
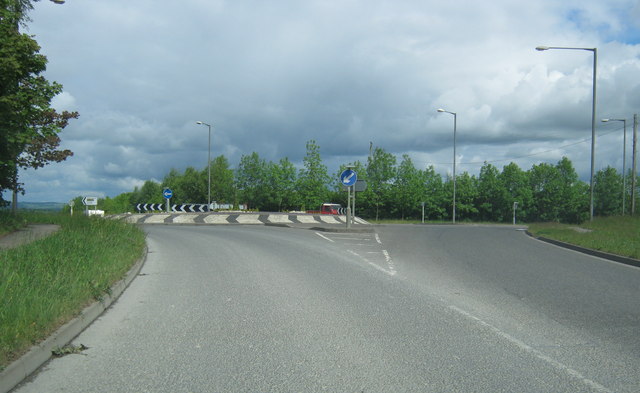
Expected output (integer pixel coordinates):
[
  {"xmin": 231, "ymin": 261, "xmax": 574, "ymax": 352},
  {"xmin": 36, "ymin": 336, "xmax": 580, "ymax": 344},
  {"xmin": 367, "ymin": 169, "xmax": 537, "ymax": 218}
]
[
  {"xmin": 382, "ymin": 249, "xmax": 396, "ymax": 275},
  {"xmin": 315, "ymin": 232, "xmax": 335, "ymax": 243},
  {"xmin": 374, "ymin": 233, "xmax": 382, "ymax": 244},
  {"xmin": 347, "ymin": 250, "xmax": 396, "ymax": 276},
  {"xmin": 448, "ymin": 305, "xmax": 613, "ymax": 393}
]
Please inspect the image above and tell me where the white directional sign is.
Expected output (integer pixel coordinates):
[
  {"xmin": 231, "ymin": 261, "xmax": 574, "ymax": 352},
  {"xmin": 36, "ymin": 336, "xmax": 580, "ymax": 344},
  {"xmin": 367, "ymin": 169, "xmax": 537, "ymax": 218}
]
[
  {"xmin": 163, "ymin": 188, "xmax": 173, "ymax": 199},
  {"xmin": 82, "ymin": 196, "xmax": 98, "ymax": 206}
]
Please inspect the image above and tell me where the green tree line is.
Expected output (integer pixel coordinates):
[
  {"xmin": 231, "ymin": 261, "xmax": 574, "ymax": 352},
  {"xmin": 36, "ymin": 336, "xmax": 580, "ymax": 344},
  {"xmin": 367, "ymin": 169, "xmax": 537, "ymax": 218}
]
[{"xmin": 90, "ymin": 140, "xmax": 638, "ymax": 224}]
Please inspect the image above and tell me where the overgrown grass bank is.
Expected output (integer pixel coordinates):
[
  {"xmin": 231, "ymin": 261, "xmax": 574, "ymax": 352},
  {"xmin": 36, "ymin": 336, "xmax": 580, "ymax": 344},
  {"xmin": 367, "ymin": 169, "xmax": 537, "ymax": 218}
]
[
  {"xmin": 0, "ymin": 212, "xmax": 146, "ymax": 369},
  {"xmin": 0, "ymin": 211, "xmax": 27, "ymax": 237},
  {"xmin": 527, "ymin": 216, "xmax": 640, "ymax": 259}
]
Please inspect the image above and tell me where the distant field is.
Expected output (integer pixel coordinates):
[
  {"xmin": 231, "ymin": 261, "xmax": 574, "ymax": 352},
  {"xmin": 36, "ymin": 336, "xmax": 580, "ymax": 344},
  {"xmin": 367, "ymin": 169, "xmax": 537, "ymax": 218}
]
[{"xmin": 3, "ymin": 202, "xmax": 66, "ymax": 211}]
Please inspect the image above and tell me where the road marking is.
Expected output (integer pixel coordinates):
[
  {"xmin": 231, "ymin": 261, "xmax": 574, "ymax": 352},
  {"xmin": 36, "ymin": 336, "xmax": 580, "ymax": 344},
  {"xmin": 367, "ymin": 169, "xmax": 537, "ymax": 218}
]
[
  {"xmin": 382, "ymin": 249, "xmax": 396, "ymax": 275},
  {"xmin": 347, "ymin": 250, "xmax": 396, "ymax": 276},
  {"xmin": 317, "ymin": 231, "xmax": 397, "ymax": 276},
  {"xmin": 448, "ymin": 305, "xmax": 613, "ymax": 393},
  {"xmin": 315, "ymin": 232, "xmax": 335, "ymax": 242}
]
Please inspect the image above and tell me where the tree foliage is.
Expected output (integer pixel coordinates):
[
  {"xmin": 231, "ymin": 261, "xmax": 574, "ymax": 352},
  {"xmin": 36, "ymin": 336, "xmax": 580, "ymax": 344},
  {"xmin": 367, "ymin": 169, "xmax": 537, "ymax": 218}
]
[
  {"xmin": 0, "ymin": 0, "xmax": 78, "ymax": 205},
  {"xmin": 296, "ymin": 140, "xmax": 330, "ymax": 211},
  {"xmin": 104, "ymin": 137, "xmax": 635, "ymax": 224},
  {"xmin": 594, "ymin": 166, "xmax": 622, "ymax": 216}
]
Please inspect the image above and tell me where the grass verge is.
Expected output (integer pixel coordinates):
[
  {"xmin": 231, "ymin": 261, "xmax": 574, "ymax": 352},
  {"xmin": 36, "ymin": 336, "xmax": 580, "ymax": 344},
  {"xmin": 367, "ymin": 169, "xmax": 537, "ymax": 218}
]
[
  {"xmin": 527, "ymin": 216, "xmax": 640, "ymax": 260},
  {"xmin": 0, "ymin": 211, "xmax": 27, "ymax": 237},
  {"xmin": 0, "ymin": 212, "xmax": 146, "ymax": 370}
]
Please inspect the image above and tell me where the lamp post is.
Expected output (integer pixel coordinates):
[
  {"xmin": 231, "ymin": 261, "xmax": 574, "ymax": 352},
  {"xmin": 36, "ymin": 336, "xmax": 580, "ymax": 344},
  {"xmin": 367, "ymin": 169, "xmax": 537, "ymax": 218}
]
[
  {"xmin": 196, "ymin": 121, "xmax": 212, "ymax": 207},
  {"xmin": 602, "ymin": 118, "xmax": 627, "ymax": 215},
  {"xmin": 536, "ymin": 45, "xmax": 597, "ymax": 221},
  {"xmin": 437, "ymin": 108, "xmax": 457, "ymax": 223}
]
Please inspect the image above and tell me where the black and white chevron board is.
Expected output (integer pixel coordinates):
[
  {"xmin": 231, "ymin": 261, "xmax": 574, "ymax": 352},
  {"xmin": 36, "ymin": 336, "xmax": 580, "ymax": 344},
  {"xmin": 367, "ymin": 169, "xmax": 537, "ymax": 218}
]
[{"xmin": 136, "ymin": 204, "xmax": 210, "ymax": 213}]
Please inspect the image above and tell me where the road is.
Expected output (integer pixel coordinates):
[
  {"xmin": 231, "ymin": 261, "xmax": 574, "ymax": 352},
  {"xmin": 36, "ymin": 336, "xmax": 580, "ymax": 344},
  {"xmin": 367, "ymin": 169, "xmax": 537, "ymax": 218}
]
[{"xmin": 14, "ymin": 224, "xmax": 640, "ymax": 392}]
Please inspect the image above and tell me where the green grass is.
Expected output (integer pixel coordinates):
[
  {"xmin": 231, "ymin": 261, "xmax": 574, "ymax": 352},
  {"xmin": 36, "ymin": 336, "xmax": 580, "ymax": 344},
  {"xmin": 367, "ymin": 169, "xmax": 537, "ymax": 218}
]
[
  {"xmin": 0, "ymin": 211, "xmax": 27, "ymax": 237},
  {"xmin": 527, "ymin": 216, "xmax": 640, "ymax": 260},
  {"xmin": 0, "ymin": 212, "xmax": 146, "ymax": 369}
]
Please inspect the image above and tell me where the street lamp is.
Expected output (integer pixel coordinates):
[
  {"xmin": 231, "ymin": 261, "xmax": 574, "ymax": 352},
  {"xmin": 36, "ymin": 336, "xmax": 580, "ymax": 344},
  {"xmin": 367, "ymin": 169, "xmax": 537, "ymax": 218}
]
[
  {"xmin": 602, "ymin": 118, "xmax": 627, "ymax": 215},
  {"xmin": 536, "ymin": 45, "xmax": 598, "ymax": 221},
  {"xmin": 50, "ymin": 0, "xmax": 66, "ymax": 4},
  {"xmin": 437, "ymin": 108, "xmax": 457, "ymax": 223},
  {"xmin": 196, "ymin": 121, "xmax": 212, "ymax": 207}
]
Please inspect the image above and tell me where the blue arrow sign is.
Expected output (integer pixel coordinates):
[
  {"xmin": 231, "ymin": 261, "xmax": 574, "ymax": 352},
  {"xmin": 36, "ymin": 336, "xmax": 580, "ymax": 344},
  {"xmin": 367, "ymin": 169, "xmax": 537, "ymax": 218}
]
[
  {"xmin": 340, "ymin": 169, "xmax": 357, "ymax": 186},
  {"xmin": 163, "ymin": 188, "xmax": 173, "ymax": 199}
]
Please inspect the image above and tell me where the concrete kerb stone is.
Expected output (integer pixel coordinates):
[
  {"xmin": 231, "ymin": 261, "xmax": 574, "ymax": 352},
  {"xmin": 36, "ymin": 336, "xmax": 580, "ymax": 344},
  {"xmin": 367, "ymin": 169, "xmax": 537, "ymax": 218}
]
[{"xmin": 0, "ymin": 247, "xmax": 149, "ymax": 393}]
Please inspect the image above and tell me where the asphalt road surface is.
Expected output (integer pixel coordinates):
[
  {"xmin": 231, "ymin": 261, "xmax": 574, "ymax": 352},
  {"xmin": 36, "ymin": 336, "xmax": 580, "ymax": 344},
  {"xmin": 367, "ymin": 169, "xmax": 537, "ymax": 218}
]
[{"xmin": 14, "ymin": 224, "xmax": 640, "ymax": 392}]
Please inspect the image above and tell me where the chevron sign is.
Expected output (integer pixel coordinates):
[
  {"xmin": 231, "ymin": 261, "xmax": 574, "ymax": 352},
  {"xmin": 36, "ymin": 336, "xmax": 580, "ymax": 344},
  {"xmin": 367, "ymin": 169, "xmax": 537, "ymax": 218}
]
[
  {"xmin": 172, "ymin": 204, "xmax": 210, "ymax": 213},
  {"xmin": 136, "ymin": 203, "xmax": 165, "ymax": 212}
]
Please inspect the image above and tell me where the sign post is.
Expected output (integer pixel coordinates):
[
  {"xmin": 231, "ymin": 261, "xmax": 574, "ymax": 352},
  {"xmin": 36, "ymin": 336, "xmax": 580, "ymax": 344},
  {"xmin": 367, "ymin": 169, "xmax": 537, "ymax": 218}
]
[
  {"xmin": 82, "ymin": 196, "xmax": 98, "ymax": 215},
  {"xmin": 340, "ymin": 169, "xmax": 357, "ymax": 229},
  {"xmin": 163, "ymin": 188, "xmax": 173, "ymax": 213}
]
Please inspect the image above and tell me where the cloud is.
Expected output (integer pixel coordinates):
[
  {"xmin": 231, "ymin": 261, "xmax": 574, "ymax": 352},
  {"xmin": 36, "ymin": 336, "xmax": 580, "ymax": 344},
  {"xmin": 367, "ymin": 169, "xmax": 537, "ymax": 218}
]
[{"xmin": 8, "ymin": 0, "xmax": 640, "ymax": 203}]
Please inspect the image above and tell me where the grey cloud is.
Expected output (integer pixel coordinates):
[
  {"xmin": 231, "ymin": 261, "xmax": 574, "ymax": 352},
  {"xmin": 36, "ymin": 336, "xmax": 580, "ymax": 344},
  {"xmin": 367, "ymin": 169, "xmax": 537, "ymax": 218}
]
[{"xmin": 9, "ymin": 0, "xmax": 640, "ymax": 203}]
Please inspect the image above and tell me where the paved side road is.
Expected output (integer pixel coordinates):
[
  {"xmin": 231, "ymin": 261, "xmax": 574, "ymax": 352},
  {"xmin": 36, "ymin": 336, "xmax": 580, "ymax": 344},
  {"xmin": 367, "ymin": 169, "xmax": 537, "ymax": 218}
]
[{"xmin": 0, "ymin": 224, "xmax": 60, "ymax": 250}]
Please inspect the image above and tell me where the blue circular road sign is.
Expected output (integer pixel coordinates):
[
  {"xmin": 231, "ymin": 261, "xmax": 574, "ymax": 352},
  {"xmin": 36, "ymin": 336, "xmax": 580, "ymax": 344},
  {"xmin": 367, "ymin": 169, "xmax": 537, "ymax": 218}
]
[
  {"xmin": 163, "ymin": 188, "xmax": 173, "ymax": 199},
  {"xmin": 340, "ymin": 169, "xmax": 357, "ymax": 186}
]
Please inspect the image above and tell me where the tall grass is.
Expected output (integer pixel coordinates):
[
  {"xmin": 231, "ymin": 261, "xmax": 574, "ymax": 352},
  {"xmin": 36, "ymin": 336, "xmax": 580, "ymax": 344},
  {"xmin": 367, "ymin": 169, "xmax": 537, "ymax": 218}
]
[
  {"xmin": 0, "ymin": 213, "xmax": 145, "ymax": 369},
  {"xmin": 527, "ymin": 215, "xmax": 640, "ymax": 259},
  {"xmin": 0, "ymin": 211, "xmax": 27, "ymax": 237}
]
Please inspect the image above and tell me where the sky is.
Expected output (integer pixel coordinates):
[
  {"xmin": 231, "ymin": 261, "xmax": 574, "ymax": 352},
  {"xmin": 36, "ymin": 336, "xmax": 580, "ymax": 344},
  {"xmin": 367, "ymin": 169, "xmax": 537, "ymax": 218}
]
[{"xmin": 8, "ymin": 0, "xmax": 640, "ymax": 203}]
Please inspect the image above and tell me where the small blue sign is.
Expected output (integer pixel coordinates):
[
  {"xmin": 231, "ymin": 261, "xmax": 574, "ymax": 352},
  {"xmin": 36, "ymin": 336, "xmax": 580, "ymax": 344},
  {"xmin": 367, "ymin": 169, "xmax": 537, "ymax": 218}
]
[
  {"xmin": 340, "ymin": 169, "xmax": 357, "ymax": 186},
  {"xmin": 163, "ymin": 188, "xmax": 173, "ymax": 199}
]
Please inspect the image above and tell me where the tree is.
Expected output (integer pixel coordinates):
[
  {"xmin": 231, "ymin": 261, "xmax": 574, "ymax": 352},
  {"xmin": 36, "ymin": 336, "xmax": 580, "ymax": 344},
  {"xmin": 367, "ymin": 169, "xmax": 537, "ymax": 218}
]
[
  {"xmin": 421, "ymin": 165, "xmax": 446, "ymax": 220},
  {"xmin": 180, "ymin": 166, "xmax": 206, "ymax": 203},
  {"xmin": 393, "ymin": 154, "xmax": 423, "ymax": 219},
  {"xmin": 101, "ymin": 192, "xmax": 136, "ymax": 214},
  {"xmin": 0, "ymin": 0, "xmax": 78, "ymax": 206},
  {"xmin": 265, "ymin": 157, "xmax": 297, "ymax": 211},
  {"xmin": 365, "ymin": 147, "xmax": 396, "ymax": 220},
  {"xmin": 555, "ymin": 157, "xmax": 589, "ymax": 223},
  {"xmin": 594, "ymin": 166, "xmax": 622, "ymax": 216},
  {"xmin": 499, "ymin": 162, "xmax": 532, "ymax": 222},
  {"xmin": 296, "ymin": 140, "xmax": 330, "ymax": 210},
  {"xmin": 160, "ymin": 166, "xmax": 206, "ymax": 205},
  {"xmin": 131, "ymin": 180, "xmax": 163, "ymax": 206},
  {"xmin": 236, "ymin": 152, "xmax": 268, "ymax": 210},
  {"xmin": 210, "ymin": 155, "xmax": 235, "ymax": 204},
  {"xmin": 528, "ymin": 162, "xmax": 563, "ymax": 222},
  {"xmin": 476, "ymin": 162, "xmax": 507, "ymax": 222},
  {"xmin": 449, "ymin": 171, "xmax": 478, "ymax": 221}
]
